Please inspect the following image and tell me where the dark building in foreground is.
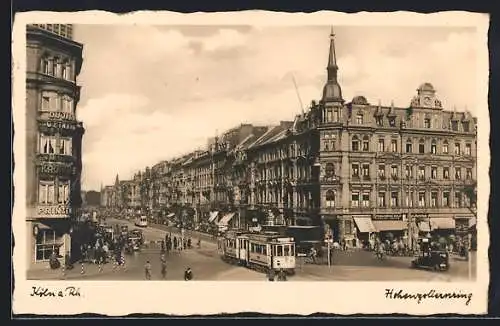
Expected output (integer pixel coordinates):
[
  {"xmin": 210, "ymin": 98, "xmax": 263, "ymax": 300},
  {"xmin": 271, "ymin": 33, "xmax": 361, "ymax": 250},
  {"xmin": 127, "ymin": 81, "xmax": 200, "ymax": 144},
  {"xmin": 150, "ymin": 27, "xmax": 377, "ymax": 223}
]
[
  {"xmin": 26, "ymin": 24, "xmax": 85, "ymax": 269},
  {"xmin": 101, "ymin": 29, "xmax": 477, "ymax": 249}
]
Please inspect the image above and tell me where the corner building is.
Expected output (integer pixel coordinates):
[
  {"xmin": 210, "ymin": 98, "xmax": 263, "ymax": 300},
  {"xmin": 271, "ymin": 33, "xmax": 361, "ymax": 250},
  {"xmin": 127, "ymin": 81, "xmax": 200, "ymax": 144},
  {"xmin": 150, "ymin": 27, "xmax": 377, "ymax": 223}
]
[
  {"xmin": 26, "ymin": 24, "xmax": 85, "ymax": 269},
  {"xmin": 318, "ymin": 31, "xmax": 477, "ymax": 248}
]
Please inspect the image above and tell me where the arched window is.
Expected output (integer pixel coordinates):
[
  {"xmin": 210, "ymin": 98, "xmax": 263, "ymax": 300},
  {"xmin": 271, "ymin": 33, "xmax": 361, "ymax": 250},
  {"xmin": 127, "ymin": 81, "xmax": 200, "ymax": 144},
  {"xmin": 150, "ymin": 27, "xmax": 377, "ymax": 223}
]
[
  {"xmin": 362, "ymin": 135, "xmax": 370, "ymax": 151},
  {"xmin": 418, "ymin": 138, "xmax": 425, "ymax": 154},
  {"xmin": 431, "ymin": 139, "xmax": 437, "ymax": 154},
  {"xmin": 323, "ymin": 134, "xmax": 330, "ymax": 151},
  {"xmin": 325, "ymin": 163, "xmax": 335, "ymax": 178},
  {"xmin": 405, "ymin": 139, "xmax": 413, "ymax": 153},
  {"xmin": 326, "ymin": 190, "xmax": 335, "ymax": 208},
  {"xmin": 352, "ymin": 135, "xmax": 360, "ymax": 151}
]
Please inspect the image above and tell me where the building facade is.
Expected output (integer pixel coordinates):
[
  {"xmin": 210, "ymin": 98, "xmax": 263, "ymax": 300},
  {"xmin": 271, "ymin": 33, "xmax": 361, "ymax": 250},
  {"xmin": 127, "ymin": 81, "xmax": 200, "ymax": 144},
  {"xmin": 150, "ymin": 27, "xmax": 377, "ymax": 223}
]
[
  {"xmin": 100, "ymin": 30, "xmax": 477, "ymax": 247},
  {"xmin": 26, "ymin": 24, "xmax": 85, "ymax": 268},
  {"xmin": 317, "ymin": 31, "xmax": 477, "ymax": 249}
]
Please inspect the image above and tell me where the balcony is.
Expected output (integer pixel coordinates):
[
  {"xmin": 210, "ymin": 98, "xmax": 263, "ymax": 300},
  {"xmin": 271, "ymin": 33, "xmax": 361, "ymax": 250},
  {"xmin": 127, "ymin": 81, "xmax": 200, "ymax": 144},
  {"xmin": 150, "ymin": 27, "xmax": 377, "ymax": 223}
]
[
  {"xmin": 36, "ymin": 153, "xmax": 76, "ymax": 164},
  {"xmin": 37, "ymin": 161, "xmax": 76, "ymax": 176}
]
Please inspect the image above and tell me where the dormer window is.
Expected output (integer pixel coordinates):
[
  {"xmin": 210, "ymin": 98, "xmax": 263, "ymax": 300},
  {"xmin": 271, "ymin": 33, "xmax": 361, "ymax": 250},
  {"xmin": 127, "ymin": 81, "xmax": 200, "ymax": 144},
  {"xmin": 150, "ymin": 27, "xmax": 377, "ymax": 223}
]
[
  {"xmin": 356, "ymin": 114, "xmax": 363, "ymax": 124},
  {"xmin": 376, "ymin": 116, "xmax": 383, "ymax": 126},
  {"xmin": 388, "ymin": 117, "xmax": 396, "ymax": 127},
  {"xmin": 463, "ymin": 121, "xmax": 470, "ymax": 132},
  {"xmin": 451, "ymin": 121, "xmax": 458, "ymax": 131}
]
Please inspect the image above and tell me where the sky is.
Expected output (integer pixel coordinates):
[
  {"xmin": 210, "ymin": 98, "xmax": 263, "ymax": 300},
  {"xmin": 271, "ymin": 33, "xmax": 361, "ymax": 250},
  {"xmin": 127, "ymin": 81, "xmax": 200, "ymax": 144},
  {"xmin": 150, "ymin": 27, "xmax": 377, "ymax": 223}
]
[{"xmin": 72, "ymin": 25, "xmax": 478, "ymax": 191}]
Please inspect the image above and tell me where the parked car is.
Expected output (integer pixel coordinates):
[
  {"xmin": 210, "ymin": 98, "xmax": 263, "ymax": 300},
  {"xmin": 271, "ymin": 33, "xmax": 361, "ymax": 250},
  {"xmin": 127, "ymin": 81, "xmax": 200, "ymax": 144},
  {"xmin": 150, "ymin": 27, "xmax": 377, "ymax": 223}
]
[{"xmin": 411, "ymin": 238, "xmax": 450, "ymax": 271}]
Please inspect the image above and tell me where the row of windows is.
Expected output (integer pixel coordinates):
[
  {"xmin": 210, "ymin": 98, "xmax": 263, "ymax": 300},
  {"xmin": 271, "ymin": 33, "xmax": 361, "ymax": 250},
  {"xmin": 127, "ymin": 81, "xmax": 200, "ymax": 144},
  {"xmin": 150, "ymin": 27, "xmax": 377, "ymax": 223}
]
[
  {"xmin": 324, "ymin": 190, "xmax": 471, "ymax": 208},
  {"xmin": 355, "ymin": 113, "xmax": 472, "ymax": 133},
  {"xmin": 40, "ymin": 57, "xmax": 73, "ymax": 81},
  {"xmin": 38, "ymin": 180, "xmax": 71, "ymax": 204},
  {"xmin": 324, "ymin": 163, "xmax": 474, "ymax": 181},
  {"xmin": 350, "ymin": 136, "xmax": 473, "ymax": 155},
  {"xmin": 32, "ymin": 24, "xmax": 73, "ymax": 39},
  {"xmin": 258, "ymin": 142, "xmax": 309, "ymax": 162},
  {"xmin": 41, "ymin": 92, "xmax": 74, "ymax": 113},
  {"xmin": 39, "ymin": 135, "xmax": 72, "ymax": 155}
]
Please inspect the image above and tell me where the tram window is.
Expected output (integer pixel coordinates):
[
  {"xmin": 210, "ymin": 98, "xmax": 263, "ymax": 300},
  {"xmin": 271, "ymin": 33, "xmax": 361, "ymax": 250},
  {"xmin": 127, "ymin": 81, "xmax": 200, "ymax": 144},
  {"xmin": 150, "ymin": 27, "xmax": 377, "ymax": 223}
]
[
  {"xmin": 284, "ymin": 245, "xmax": 290, "ymax": 256},
  {"xmin": 277, "ymin": 245, "xmax": 283, "ymax": 256},
  {"xmin": 291, "ymin": 245, "xmax": 295, "ymax": 256}
]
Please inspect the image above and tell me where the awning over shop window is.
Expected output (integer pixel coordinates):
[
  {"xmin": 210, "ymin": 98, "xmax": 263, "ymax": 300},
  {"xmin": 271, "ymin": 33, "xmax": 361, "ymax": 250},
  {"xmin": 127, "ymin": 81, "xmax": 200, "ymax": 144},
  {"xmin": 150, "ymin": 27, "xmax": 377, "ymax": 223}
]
[
  {"xmin": 353, "ymin": 217, "xmax": 377, "ymax": 233},
  {"xmin": 431, "ymin": 218, "xmax": 455, "ymax": 230},
  {"xmin": 218, "ymin": 213, "xmax": 236, "ymax": 226},
  {"xmin": 166, "ymin": 213, "xmax": 175, "ymax": 218},
  {"xmin": 468, "ymin": 217, "xmax": 477, "ymax": 228},
  {"xmin": 373, "ymin": 220, "xmax": 407, "ymax": 232},
  {"xmin": 418, "ymin": 221, "xmax": 432, "ymax": 233},
  {"xmin": 208, "ymin": 211, "xmax": 219, "ymax": 223}
]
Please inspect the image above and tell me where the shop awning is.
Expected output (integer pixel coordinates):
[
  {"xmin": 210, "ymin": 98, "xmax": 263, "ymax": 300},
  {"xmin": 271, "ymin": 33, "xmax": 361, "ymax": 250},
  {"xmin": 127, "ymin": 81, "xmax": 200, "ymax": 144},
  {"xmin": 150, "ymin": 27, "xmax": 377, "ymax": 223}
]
[
  {"xmin": 208, "ymin": 211, "xmax": 219, "ymax": 223},
  {"xmin": 218, "ymin": 213, "xmax": 236, "ymax": 226},
  {"xmin": 373, "ymin": 220, "xmax": 407, "ymax": 232},
  {"xmin": 166, "ymin": 213, "xmax": 175, "ymax": 218},
  {"xmin": 431, "ymin": 218, "xmax": 455, "ymax": 230},
  {"xmin": 418, "ymin": 221, "xmax": 432, "ymax": 232},
  {"xmin": 469, "ymin": 217, "xmax": 477, "ymax": 228},
  {"xmin": 353, "ymin": 217, "xmax": 377, "ymax": 233}
]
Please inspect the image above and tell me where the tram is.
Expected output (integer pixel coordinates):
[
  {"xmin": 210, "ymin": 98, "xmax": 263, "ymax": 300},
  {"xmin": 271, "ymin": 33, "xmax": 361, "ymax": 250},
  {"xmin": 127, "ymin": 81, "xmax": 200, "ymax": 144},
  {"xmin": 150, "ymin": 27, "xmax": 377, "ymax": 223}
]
[{"xmin": 220, "ymin": 231, "xmax": 296, "ymax": 274}]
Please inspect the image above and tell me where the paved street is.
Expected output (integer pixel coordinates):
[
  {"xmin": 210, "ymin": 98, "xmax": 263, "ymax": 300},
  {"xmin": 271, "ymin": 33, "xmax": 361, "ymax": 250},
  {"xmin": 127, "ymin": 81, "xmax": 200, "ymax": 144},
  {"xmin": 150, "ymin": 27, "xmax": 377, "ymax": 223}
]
[{"xmin": 28, "ymin": 219, "xmax": 476, "ymax": 282}]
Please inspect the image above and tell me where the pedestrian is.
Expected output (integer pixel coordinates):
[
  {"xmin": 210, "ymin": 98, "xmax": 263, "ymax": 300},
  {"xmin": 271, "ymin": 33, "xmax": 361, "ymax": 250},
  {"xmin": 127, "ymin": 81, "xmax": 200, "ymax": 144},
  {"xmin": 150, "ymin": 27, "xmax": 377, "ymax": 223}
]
[
  {"xmin": 173, "ymin": 237, "xmax": 178, "ymax": 250},
  {"xmin": 184, "ymin": 267, "xmax": 193, "ymax": 281},
  {"xmin": 160, "ymin": 255, "xmax": 167, "ymax": 279},
  {"xmin": 267, "ymin": 268, "xmax": 275, "ymax": 282},
  {"xmin": 277, "ymin": 269, "xmax": 287, "ymax": 281},
  {"xmin": 161, "ymin": 240, "xmax": 165, "ymax": 254},
  {"xmin": 144, "ymin": 261, "xmax": 152, "ymax": 280}
]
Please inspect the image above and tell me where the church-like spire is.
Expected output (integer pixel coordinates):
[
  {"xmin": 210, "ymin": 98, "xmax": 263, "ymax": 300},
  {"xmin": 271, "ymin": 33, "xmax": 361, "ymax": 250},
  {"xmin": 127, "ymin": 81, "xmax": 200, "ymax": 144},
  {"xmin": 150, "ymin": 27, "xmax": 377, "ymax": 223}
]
[
  {"xmin": 327, "ymin": 27, "xmax": 338, "ymax": 82},
  {"xmin": 322, "ymin": 27, "xmax": 343, "ymax": 102},
  {"xmin": 115, "ymin": 174, "xmax": 119, "ymax": 186}
]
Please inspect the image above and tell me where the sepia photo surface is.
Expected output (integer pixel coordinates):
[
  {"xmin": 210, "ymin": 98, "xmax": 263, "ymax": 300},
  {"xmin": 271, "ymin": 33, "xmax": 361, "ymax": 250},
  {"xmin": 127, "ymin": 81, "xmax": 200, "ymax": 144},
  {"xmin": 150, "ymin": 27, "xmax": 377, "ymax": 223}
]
[{"xmin": 12, "ymin": 11, "xmax": 490, "ymax": 315}]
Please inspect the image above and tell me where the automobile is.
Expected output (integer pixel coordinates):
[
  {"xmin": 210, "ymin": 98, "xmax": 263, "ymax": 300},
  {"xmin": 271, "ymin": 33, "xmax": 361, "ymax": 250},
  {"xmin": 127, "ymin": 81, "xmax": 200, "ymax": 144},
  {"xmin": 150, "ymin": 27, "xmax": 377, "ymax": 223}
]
[
  {"xmin": 129, "ymin": 229, "xmax": 144, "ymax": 245},
  {"xmin": 120, "ymin": 225, "xmax": 129, "ymax": 237},
  {"xmin": 411, "ymin": 238, "xmax": 450, "ymax": 271}
]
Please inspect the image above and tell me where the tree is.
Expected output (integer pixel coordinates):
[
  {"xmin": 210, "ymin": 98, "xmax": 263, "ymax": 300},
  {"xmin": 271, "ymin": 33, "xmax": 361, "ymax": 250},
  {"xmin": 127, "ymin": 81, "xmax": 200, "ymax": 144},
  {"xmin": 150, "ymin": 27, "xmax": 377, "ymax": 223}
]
[{"xmin": 85, "ymin": 191, "xmax": 101, "ymax": 207}]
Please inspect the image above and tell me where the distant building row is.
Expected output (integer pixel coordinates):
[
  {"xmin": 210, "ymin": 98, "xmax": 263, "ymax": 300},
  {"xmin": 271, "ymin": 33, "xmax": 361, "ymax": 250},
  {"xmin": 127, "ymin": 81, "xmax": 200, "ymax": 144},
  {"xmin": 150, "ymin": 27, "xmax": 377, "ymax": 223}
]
[{"xmin": 101, "ymin": 31, "xmax": 477, "ymax": 247}]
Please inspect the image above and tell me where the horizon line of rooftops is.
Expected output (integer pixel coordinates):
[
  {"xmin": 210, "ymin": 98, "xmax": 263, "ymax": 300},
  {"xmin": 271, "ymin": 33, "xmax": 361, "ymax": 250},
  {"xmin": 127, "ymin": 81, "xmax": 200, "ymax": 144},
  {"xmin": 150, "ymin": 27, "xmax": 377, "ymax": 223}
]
[{"xmin": 100, "ymin": 87, "xmax": 476, "ymax": 189}]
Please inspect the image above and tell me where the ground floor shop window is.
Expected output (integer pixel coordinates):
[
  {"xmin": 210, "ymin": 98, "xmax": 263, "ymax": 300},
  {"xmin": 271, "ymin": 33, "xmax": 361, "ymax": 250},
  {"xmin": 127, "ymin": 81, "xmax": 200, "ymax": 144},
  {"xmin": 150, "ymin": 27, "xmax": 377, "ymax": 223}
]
[{"xmin": 35, "ymin": 229, "xmax": 62, "ymax": 261}]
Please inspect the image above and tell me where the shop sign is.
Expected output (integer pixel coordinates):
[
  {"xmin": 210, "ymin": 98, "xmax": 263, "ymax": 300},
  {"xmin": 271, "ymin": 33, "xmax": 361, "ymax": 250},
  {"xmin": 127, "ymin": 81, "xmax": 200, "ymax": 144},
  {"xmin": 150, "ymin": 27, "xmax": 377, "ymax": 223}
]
[
  {"xmin": 373, "ymin": 214, "xmax": 402, "ymax": 220},
  {"xmin": 47, "ymin": 111, "xmax": 75, "ymax": 121},
  {"xmin": 37, "ymin": 204, "xmax": 71, "ymax": 218},
  {"xmin": 411, "ymin": 213, "xmax": 429, "ymax": 220},
  {"xmin": 39, "ymin": 120, "xmax": 77, "ymax": 131}
]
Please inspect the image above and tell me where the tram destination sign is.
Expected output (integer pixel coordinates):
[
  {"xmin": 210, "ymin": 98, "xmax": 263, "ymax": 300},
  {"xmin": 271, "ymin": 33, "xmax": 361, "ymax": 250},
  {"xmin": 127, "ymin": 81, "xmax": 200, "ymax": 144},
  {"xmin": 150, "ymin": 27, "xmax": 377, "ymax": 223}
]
[{"xmin": 37, "ymin": 204, "xmax": 71, "ymax": 218}]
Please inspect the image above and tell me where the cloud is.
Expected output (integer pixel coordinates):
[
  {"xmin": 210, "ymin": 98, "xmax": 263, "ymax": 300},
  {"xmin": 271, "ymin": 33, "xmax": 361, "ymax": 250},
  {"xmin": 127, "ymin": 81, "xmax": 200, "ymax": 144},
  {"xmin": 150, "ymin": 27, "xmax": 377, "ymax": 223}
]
[{"xmin": 74, "ymin": 26, "xmax": 480, "ymax": 190}]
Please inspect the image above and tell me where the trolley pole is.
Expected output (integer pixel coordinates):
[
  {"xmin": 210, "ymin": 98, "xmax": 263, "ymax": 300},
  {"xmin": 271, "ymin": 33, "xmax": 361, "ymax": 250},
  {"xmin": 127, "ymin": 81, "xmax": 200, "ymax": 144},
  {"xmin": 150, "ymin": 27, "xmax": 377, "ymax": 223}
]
[
  {"xmin": 468, "ymin": 233, "xmax": 472, "ymax": 280},
  {"xmin": 327, "ymin": 241, "xmax": 331, "ymax": 268}
]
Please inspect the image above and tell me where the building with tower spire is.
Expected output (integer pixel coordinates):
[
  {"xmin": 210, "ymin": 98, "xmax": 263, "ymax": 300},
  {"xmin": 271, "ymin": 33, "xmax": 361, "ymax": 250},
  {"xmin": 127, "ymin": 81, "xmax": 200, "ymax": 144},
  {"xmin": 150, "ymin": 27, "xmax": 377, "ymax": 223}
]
[{"xmin": 100, "ymin": 28, "xmax": 476, "ymax": 248}]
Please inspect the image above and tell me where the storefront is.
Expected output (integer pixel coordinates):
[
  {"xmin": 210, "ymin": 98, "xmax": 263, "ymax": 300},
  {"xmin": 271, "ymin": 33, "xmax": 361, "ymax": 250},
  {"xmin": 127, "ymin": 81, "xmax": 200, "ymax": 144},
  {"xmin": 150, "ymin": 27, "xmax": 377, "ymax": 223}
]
[
  {"xmin": 372, "ymin": 220, "xmax": 407, "ymax": 242},
  {"xmin": 352, "ymin": 215, "xmax": 377, "ymax": 248},
  {"xmin": 28, "ymin": 220, "xmax": 71, "ymax": 269}
]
